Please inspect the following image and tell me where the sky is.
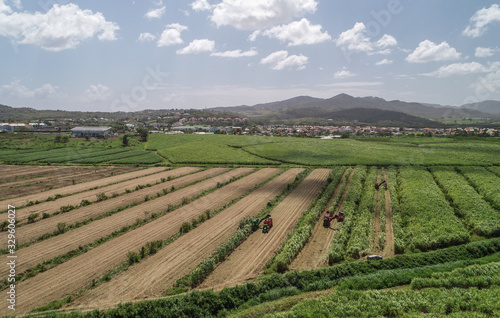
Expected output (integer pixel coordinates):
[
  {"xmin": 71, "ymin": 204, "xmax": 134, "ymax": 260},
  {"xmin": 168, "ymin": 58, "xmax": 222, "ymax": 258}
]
[{"xmin": 0, "ymin": 0, "xmax": 500, "ymax": 112}]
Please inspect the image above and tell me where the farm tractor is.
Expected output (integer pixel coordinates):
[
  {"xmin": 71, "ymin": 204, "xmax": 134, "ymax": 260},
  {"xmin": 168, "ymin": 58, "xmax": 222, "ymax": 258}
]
[
  {"xmin": 323, "ymin": 211, "xmax": 345, "ymax": 228},
  {"xmin": 374, "ymin": 180, "xmax": 387, "ymax": 190},
  {"xmin": 251, "ymin": 214, "xmax": 273, "ymax": 233}
]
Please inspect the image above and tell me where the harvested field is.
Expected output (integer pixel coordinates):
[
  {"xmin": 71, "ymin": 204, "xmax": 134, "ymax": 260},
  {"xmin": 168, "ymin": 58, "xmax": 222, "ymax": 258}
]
[
  {"xmin": 0, "ymin": 165, "xmax": 72, "ymax": 183},
  {"xmin": 4, "ymin": 168, "xmax": 287, "ymax": 315},
  {"xmin": 0, "ymin": 166, "xmax": 90, "ymax": 186},
  {"xmin": 67, "ymin": 168, "xmax": 303, "ymax": 310},
  {"xmin": 199, "ymin": 169, "xmax": 331, "ymax": 290},
  {"xmin": 4, "ymin": 167, "xmax": 163, "ymax": 208},
  {"xmin": 3, "ymin": 167, "xmax": 207, "ymax": 247}
]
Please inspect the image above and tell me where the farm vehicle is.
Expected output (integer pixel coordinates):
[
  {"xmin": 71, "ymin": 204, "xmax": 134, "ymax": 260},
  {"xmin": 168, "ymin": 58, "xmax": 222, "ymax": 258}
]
[
  {"xmin": 323, "ymin": 211, "xmax": 345, "ymax": 228},
  {"xmin": 375, "ymin": 180, "xmax": 387, "ymax": 190},
  {"xmin": 251, "ymin": 214, "xmax": 273, "ymax": 233}
]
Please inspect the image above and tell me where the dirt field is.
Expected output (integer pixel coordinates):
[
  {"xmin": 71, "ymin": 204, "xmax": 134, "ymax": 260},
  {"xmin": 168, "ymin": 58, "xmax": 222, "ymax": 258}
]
[
  {"xmin": 382, "ymin": 169, "xmax": 395, "ymax": 258},
  {"xmin": 4, "ymin": 167, "xmax": 164, "ymax": 208},
  {"xmin": 0, "ymin": 165, "xmax": 75, "ymax": 183},
  {"xmin": 4, "ymin": 168, "xmax": 289, "ymax": 315},
  {"xmin": 0, "ymin": 166, "xmax": 90, "ymax": 188},
  {"xmin": 5, "ymin": 167, "xmax": 211, "ymax": 247},
  {"xmin": 290, "ymin": 168, "xmax": 354, "ymax": 270},
  {"xmin": 199, "ymin": 169, "xmax": 331, "ymax": 290},
  {"xmin": 66, "ymin": 168, "xmax": 304, "ymax": 310}
]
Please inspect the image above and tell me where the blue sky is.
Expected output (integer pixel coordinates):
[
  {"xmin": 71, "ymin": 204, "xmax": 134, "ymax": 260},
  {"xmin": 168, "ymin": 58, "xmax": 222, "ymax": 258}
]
[{"xmin": 1, "ymin": 0, "xmax": 499, "ymax": 112}]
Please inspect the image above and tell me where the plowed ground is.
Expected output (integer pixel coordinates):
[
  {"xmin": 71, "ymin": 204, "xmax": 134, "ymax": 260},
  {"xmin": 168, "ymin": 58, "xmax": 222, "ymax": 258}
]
[
  {"xmin": 200, "ymin": 169, "xmax": 331, "ymax": 290},
  {"xmin": 5, "ymin": 167, "xmax": 164, "ymax": 208},
  {"xmin": 0, "ymin": 166, "xmax": 91, "ymax": 188},
  {"xmin": 5, "ymin": 168, "xmax": 285, "ymax": 315},
  {"xmin": 66, "ymin": 168, "xmax": 303, "ymax": 311},
  {"xmin": 0, "ymin": 165, "xmax": 76, "ymax": 183},
  {"xmin": 290, "ymin": 168, "xmax": 355, "ymax": 270},
  {"xmin": 7, "ymin": 167, "xmax": 211, "ymax": 248}
]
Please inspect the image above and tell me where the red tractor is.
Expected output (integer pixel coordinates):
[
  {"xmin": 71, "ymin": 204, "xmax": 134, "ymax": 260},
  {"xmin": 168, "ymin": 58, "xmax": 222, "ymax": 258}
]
[
  {"xmin": 374, "ymin": 180, "xmax": 387, "ymax": 190},
  {"xmin": 323, "ymin": 211, "xmax": 345, "ymax": 227},
  {"xmin": 262, "ymin": 217, "xmax": 273, "ymax": 233}
]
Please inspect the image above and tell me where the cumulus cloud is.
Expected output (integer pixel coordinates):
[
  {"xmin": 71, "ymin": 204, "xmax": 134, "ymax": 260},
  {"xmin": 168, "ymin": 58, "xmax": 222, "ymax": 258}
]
[
  {"xmin": 144, "ymin": 6, "xmax": 166, "ymax": 19},
  {"xmin": 255, "ymin": 18, "xmax": 331, "ymax": 46},
  {"xmin": 375, "ymin": 59, "xmax": 393, "ymax": 66},
  {"xmin": 463, "ymin": 4, "xmax": 500, "ymax": 38},
  {"xmin": 191, "ymin": 0, "xmax": 212, "ymax": 11},
  {"xmin": 0, "ymin": 3, "xmax": 119, "ymax": 51},
  {"xmin": 260, "ymin": 50, "xmax": 308, "ymax": 70},
  {"xmin": 157, "ymin": 23, "xmax": 187, "ymax": 47},
  {"xmin": 422, "ymin": 62, "xmax": 487, "ymax": 77},
  {"xmin": 475, "ymin": 47, "xmax": 496, "ymax": 58},
  {"xmin": 334, "ymin": 69, "xmax": 356, "ymax": 79},
  {"xmin": 0, "ymin": 80, "xmax": 60, "ymax": 99},
  {"xmin": 85, "ymin": 84, "xmax": 113, "ymax": 101},
  {"xmin": 211, "ymin": 0, "xmax": 317, "ymax": 30},
  {"xmin": 176, "ymin": 39, "xmax": 215, "ymax": 54},
  {"xmin": 138, "ymin": 32, "xmax": 156, "ymax": 42},
  {"xmin": 336, "ymin": 23, "xmax": 397, "ymax": 54},
  {"xmin": 210, "ymin": 48, "xmax": 258, "ymax": 58},
  {"xmin": 406, "ymin": 40, "xmax": 461, "ymax": 63}
]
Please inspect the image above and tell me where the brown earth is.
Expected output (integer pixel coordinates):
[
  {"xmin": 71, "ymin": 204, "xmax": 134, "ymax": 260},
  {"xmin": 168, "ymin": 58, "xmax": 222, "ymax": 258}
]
[
  {"xmin": 382, "ymin": 169, "xmax": 395, "ymax": 258},
  {"xmin": 0, "ymin": 168, "xmax": 234, "ymax": 277},
  {"xmin": 199, "ymin": 169, "xmax": 331, "ymax": 290},
  {"xmin": 290, "ymin": 168, "xmax": 355, "ymax": 270},
  {"xmin": 0, "ymin": 165, "xmax": 74, "ymax": 183},
  {"xmin": 0, "ymin": 166, "xmax": 91, "ymax": 185},
  {"xmin": 1, "ymin": 167, "xmax": 138, "ymax": 200},
  {"xmin": 372, "ymin": 169, "xmax": 382, "ymax": 253},
  {"xmin": 0, "ymin": 167, "xmax": 201, "ymax": 226},
  {"xmin": 4, "ymin": 167, "xmax": 206, "ymax": 247},
  {"xmin": 3, "ymin": 168, "xmax": 286, "ymax": 315},
  {"xmin": 4, "ymin": 167, "xmax": 164, "ymax": 208},
  {"xmin": 66, "ymin": 168, "xmax": 303, "ymax": 311}
]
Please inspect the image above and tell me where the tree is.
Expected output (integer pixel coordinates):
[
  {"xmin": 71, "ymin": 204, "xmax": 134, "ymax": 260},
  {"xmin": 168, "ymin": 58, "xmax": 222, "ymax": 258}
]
[
  {"xmin": 137, "ymin": 128, "xmax": 148, "ymax": 142},
  {"xmin": 122, "ymin": 134, "xmax": 129, "ymax": 147}
]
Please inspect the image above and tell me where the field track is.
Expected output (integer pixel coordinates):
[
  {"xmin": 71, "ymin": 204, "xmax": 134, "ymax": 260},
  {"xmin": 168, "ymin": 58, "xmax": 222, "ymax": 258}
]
[
  {"xmin": 290, "ymin": 168, "xmax": 355, "ymax": 270},
  {"xmin": 5, "ymin": 167, "xmax": 208, "ymax": 247},
  {"xmin": 199, "ymin": 169, "xmax": 331, "ymax": 290},
  {"xmin": 0, "ymin": 167, "xmax": 201, "ymax": 227},
  {"xmin": 372, "ymin": 169, "xmax": 383, "ymax": 253},
  {"xmin": 66, "ymin": 168, "xmax": 303, "ymax": 310},
  {"xmin": 382, "ymin": 169, "xmax": 395, "ymax": 258},
  {"xmin": 4, "ymin": 168, "xmax": 287, "ymax": 315},
  {"xmin": 0, "ymin": 168, "xmax": 235, "ymax": 278},
  {"xmin": 4, "ymin": 167, "xmax": 163, "ymax": 208}
]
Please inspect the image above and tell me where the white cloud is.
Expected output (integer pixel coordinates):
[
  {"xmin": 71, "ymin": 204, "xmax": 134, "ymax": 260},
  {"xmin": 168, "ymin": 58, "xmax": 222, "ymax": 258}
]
[
  {"xmin": 422, "ymin": 62, "xmax": 487, "ymax": 78},
  {"xmin": 211, "ymin": 0, "xmax": 317, "ymax": 30},
  {"xmin": 0, "ymin": 80, "xmax": 60, "ymax": 99},
  {"xmin": 138, "ymin": 32, "xmax": 156, "ymax": 42},
  {"xmin": 260, "ymin": 50, "xmax": 308, "ymax": 70},
  {"xmin": 85, "ymin": 84, "xmax": 113, "ymax": 101},
  {"xmin": 210, "ymin": 48, "xmax": 258, "ymax": 58},
  {"xmin": 157, "ymin": 23, "xmax": 187, "ymax": 47},
  {"xmin": 258, "ymin": 18, "xmax": 331, "ymax": 46},
  {"xmin": 475, "ymin": 47, "xmax": 495, "ymax": 58},
  {"xmin": 463, "ymin": 4, "xmax": 500, "ymax": 38},
  {"xmin": 334, "ymin": 69, "xmax": 356, "ymax": 79},
  {"xmin": 144, "ymin": 6, "xmax": 166, "ymax": 19},
  {"xmin": 0, "ymin": 3, "xmax": 118, "ymax": 52},
  {"xmin": 336, "ymin": 23, "xmax": 397, "ymax": 54},
  {"xmin": 406, "ymin": 40, "xmax": 461, "ymax": 63},
  {"xmin": 376, "ymin": 59, "xmax": 393, "ymax": 66},
  {"xmin": 176, "ymin": 39, "xmax": 215, "ymax": 54},
  {"xmin": 191, "ymin": 0, "xmax": 212, "ymax": 11}
]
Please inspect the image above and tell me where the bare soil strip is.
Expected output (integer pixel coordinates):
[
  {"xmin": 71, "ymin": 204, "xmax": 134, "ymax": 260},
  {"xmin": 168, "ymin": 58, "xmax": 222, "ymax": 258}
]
[
  {"xmin": 4, "ymin": 168, "xmax": 286, "ymax": 315},
  {"xmin": 67, "ymin": 168, "xmax": 303, "ymax": 310},
  {"xmin": 290, "ymin": 169, "xmax": 355, "ymax": 270},
  {"xmin": 372, "ymin": 169, "xmax": 382, "ymax": 253},
  {"xmin": 6, "ymin": 167, "xmax": 206, "ymax": 247},
  {"xmin": 0, "ymin": 168, "xmax": 232, "ymax": 276},
  {"xmin": 199, "ymin": 169, "xmax": 331, "ymax": 291},
  {"xmin": 1, "ymin": 167, "xmax": 200, "ymax": 226},
  {"xmin": 382, "ymin": 169, "xmax": 395, "ymax": 258},
  {"xmin": 0, "ymin": 166, "xmax": 91, "ymax": 186},
  {"xmin": 0, "ymin": 165, "xmax": 74, "ymax": 183},
  {"xmin": 5, "ymin": 167, "xmax": 164, "ymax": 208},
  {"xmin": 0, "ymin": 167, "xmax": 134, "ymax": 200}
]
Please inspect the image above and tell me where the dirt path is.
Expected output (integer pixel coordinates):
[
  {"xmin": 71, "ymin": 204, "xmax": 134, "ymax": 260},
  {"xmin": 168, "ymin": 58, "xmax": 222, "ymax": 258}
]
[
  {"xmin": 4, "ymin": 167, "xmax": 163, "ymax": 208},
  {"xmin": 1, "ymin": 167, "xmax": 200, "ymax": 226},
  {"xmin": 372, "ymin": 169, "xmax": 382, "ymax": 253},
  {"xmin": 0, "ymin": 168, "xmax": 235, "ymax": 277},
  {"xmin": 66, "ymin": 168, "xmax": 303, "ymax": 310},
  {"xmin": 4, "ymin": 168, "xmax": 286, "ymax": 315},
  {"xmin": 382, "ymin": 169, "xmax": 395, "ymax": 258},
  {"xmin": 199, "ymin": 169, "xmax": 331, "ymax": 290},
  {"xmin": 290, "ymin": 168, "xmax": 355, "ymax": 270},
  {"xmin": 7, "ymin": 167, "xmax": 207, "ymax": 247}
]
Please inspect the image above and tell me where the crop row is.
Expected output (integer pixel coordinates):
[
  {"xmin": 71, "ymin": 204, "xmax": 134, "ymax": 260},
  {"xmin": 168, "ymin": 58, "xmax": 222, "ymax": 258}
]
[
  {"xmin": 269, "ymin": 167, "xmax": 346, "ymax": 272},
  {"xmin": 69, "ymin": 150, "xmax": 148, "ymax": 164},
  {"xmin": 37, "ymin": 148, "xmax": 125, "ymax": 163},
  {"xmin": 396, "ymin": 166, "xmax": 469, "ymax": 252},
  {"xmin": 458, "ymin": 166, "xmax": 500, "ymax": 211},
  {"xmin": 327, "ymin": 166, "xmax": 368, "ymax": 264},
  {"xmin": 431, "ymin": 167, "xmax": 500, "ymax": 237},
  {"xmin": 108, "ymin": 152, "xmax": 163, "ymax": 164}
]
